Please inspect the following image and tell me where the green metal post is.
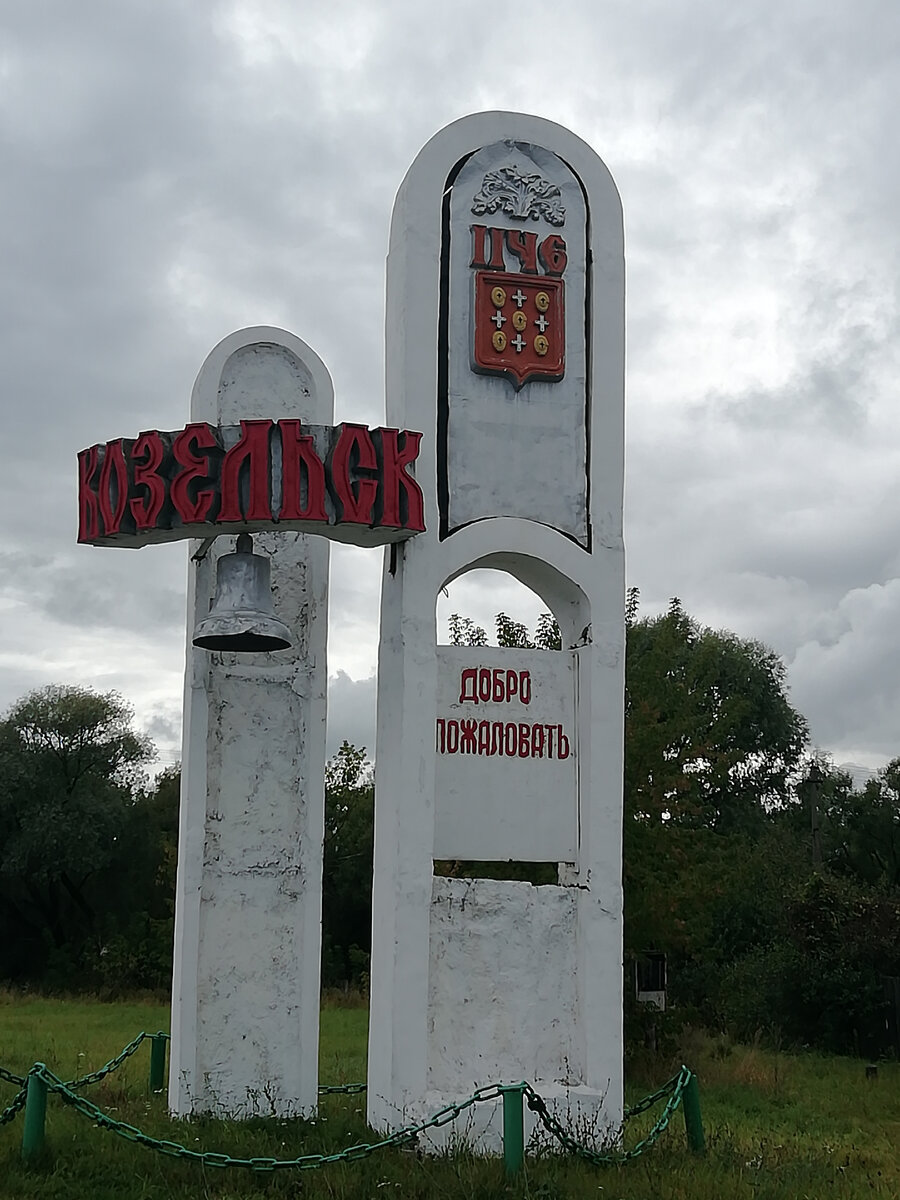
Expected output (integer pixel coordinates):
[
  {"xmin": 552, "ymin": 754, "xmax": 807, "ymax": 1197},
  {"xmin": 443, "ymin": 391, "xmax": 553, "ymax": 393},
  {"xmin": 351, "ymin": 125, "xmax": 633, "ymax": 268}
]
[
  {"xmin": 681, "ymin": 1071, "xmax": 705, "ymax": 1154},
  {"xmin": 149, "ymin": 1034, "xmax": 167, "ymax": 1093},
  {"xmin": 502, "ymin": 1085, "xmax": 525, "ymax": 1175},
  {"xmin": 22, "ymin": 1071, "xmax": 48, "ymax": 1160}
]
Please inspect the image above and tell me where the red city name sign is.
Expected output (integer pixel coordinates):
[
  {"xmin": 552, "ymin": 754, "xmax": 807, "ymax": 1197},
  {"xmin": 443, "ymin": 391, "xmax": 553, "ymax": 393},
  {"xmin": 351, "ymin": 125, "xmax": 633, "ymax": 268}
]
[{"xmin": 77, "ymin": 419, "xmax": 425, "ymax": 548}]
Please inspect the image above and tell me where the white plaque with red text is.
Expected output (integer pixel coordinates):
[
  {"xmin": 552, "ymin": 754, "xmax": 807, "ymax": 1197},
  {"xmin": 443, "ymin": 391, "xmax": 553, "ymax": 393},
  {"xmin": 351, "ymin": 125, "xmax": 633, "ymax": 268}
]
[{"xmin": 433, "ymin": 647, "xmax": 578, "ymax": 861}]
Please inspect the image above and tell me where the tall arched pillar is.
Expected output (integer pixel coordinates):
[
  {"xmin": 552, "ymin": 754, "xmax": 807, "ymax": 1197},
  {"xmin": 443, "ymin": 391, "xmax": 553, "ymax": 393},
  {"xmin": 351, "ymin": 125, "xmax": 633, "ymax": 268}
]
[
  {"xmin": 169, "ymin": 328, "xmax": 332, "ymax": 1117},
  {"xmin": 369, "ymin": 113, "xmax": 625, "ymax": 1148}
]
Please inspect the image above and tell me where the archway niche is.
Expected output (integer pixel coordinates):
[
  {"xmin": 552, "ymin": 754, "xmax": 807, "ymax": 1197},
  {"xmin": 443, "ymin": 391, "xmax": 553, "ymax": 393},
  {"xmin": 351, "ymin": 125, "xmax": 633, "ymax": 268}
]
[
  {"xmin": 436, "ymin": 551, "xmax": 590, "ymax": 649},
  {"xmin": 438, "ymin": 566, "xmax": 558, "ymax": 649},
  {"xmin": 433, "ymin": 555, "xmax": 589, "ymax": 885}
]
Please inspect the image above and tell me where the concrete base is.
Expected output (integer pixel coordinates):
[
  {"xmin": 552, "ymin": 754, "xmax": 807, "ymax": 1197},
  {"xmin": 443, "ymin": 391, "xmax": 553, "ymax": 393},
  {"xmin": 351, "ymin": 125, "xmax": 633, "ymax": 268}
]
[{"xmin": 373, "ymin": 1084, "xmax": 617, "ymax": 1156}]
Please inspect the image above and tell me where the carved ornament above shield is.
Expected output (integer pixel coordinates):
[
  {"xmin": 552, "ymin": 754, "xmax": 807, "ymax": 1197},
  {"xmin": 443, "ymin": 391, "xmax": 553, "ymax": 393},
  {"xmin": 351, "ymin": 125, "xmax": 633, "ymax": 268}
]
[{"xmin": 471, "ymin": 164, "xmax": 567, "ymax": 226}]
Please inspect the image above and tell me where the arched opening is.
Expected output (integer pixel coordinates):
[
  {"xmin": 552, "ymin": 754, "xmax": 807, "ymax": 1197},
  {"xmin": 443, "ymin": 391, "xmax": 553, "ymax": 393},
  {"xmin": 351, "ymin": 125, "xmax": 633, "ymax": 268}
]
[
  {"xmin": 436, "ymin": 568, "xmax": 561, "ymax": 649},
  {"xmin": 434, "ymin": 563, "xmax": 586, "ymax": 886}
]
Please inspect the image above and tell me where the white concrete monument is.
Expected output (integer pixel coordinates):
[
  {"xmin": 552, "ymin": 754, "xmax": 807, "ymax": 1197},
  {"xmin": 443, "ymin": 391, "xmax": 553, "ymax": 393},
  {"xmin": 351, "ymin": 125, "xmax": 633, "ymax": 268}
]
[
  {"xmin": 77, "ymin": 326, "xmax": 425, "ymax": 1117},
  {"xmin": 369, "ymin": 113, "xmax": 626, "ymax": 1148},
  {"xmin": 168, "ymin": 329, "xmax": 332, "ymax": 1117}
]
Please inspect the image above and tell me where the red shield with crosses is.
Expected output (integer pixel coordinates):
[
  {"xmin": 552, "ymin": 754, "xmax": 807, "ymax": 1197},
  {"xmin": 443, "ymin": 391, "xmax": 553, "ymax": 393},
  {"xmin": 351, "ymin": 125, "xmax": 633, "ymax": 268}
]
[{"xmin": 472, "ymin": 271, "xmax": 565, "ymax": 389}]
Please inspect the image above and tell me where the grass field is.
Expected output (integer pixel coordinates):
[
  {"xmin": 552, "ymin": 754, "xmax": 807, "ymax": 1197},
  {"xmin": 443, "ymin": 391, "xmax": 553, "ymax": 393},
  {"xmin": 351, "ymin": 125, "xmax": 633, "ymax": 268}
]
[{"xmin": 1, "ymin": 990, "xmax": 899, "ymax": 1198}]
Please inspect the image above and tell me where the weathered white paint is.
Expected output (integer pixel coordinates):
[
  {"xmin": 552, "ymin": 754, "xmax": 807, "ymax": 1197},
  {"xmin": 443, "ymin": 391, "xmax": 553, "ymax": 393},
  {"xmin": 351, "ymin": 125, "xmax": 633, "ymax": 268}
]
[
  {"xmin": 419, "ymin": 877, "xmax": 617, "ymax": 1152},
  {"xmin": 446, "ymin": 141, "xmax": 589, "ymax": 544},
  {"xmin": 169, "ymin": 328, "xmax": 332, "ymax": 1117},
  {"xmin": 434, "ymin": 646, "xmax": 578, "ymax": 861},
  {"xmin": 369, "ymin": 113, "xmax": 625, "ymax": 1149},
  {"xmin": 428, "ymin": 877, "xmax": 580, "ymax": 1089}
]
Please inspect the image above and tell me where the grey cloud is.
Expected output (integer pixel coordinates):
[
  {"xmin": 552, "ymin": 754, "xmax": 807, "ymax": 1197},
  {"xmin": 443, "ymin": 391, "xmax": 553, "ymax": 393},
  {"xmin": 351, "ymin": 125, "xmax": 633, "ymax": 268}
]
[
  {"xmin": 3, "ymin": 0, "xmax": 900, "ymax": 777},
  {"xmin": 0, "ymin": 547, "xmax": 186, "ymax": 635},
  {"xmin": 790, "ymin": 579, "xmax": 900, "ymax": 759},
  {"xmin": 326, "ymin": 671, "xmax": 375, "ymax": 761}
]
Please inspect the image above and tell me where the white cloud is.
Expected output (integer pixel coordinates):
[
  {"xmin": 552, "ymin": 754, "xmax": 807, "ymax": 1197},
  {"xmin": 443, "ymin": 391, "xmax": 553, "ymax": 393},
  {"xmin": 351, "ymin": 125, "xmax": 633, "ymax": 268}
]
[{"xmin": 2, "ymin": 0, "xmax": 900, "ymax": 770}]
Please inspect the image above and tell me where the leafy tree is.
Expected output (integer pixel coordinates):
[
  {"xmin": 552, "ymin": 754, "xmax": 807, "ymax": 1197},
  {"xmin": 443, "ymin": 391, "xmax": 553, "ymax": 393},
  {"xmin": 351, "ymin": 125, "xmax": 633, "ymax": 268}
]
[
  {"xmin": 622, "ymin": 597, "xmax": 810, "ymax": 1043},
  {"xmin": 322, "ymin": 742, "xmax": 374, "ymax": 989},
  {"xmin": 448, "ymin": 614, "xmax": 488, "ymax": 646},
  {"xmin": 718, "ymin": 872, "xmax": 900, "ymax": 1055},
  {"xmin": 91, "ymin": 764, "xmax": 180, "ymax": 993},
  {"xmin": 0, "ymin": 685, "xmax": 154, "ymax": 980},
  {"xmin": 779, "ymin": 755, "xmax": 853, "ymax": 870},
  {"xmin": 625, "ymin": 598, "xmax": 808, "ymax": 832},
  {"xmin": 534, "ymin": 611, "xmax": 562, "ymax": 651},
  {"xmin": 824, "ymin": 758, "xmax": 900, "ymax": 889},
  {"xmin": 448, "ymin": 611, "xmax": 561, "ymax": 649},
  {"xmin": 494, "ymin": 612, "xmax": 534, "ymax": 648}
]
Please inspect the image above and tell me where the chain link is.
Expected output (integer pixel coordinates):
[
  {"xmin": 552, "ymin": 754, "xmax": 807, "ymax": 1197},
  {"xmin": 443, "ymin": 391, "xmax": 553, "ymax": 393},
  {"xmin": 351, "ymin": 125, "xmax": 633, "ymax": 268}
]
[
  {"xmin": 524, "ymin": 1065, "xmax": 692, "ymax": 1164},
  {"xmin": 27, "ymin": 1067, "xmax": 515, "ymax": 1171},
  {"xmin": 623, "ymin": 1069, "xmax": 682, "ymax": 1117},
  {"xmin": 1, "ymin": 1038, "xmax": 693, "ymax": 1172},
  {"xmin": 0, "ymin": 1031, "xmax": 171, "ymax": 1096},
  {"xmin": 0, "ymin": 1084, "xmax": 28, "ymax": 1126},
  {"xmin": 65, "ymin": 1031, "xmax": 162, "ymax": 1090}
]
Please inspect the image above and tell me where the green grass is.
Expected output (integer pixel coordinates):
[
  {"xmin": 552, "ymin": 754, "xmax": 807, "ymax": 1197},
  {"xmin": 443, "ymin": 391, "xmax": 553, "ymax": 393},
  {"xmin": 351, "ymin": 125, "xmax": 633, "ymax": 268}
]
[{"xmin": 2, "ymin": 992, "xmax": 899, "ymax": 1198}]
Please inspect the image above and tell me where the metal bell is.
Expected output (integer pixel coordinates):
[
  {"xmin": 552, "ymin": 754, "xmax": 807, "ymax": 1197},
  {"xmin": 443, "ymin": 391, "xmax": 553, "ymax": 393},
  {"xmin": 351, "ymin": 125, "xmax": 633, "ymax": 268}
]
[{"xmin": 193, "ymin": 533, "xmax": 293, "ymax": 652}]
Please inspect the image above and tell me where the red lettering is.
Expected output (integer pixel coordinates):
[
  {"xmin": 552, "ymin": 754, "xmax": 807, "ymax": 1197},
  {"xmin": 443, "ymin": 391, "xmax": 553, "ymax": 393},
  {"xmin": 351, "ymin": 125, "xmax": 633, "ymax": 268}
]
[
  {"xmin": 520, "ymin": 672, "xmax": 532, "ymax": 705},
  {"xmin": 77, "ymin": 445, "xmax": 100, "ymax": 542},
  {"xmin": 531, "ymin": 724, "xmax": 545, "ymax": 758},
  {"xmin": 329, "ymin": 423, "xmax": 378, "ymax": 524},
  {"xmin": 558, "ymin": 726, "xmax": 570, "ymax": 759},
  {"xmin": 459, "ymin": 668, "xmax": 478, "ymax": 703},
  {"xmin": 436, "ymin": 718, "xmax": 446, "ymax": 753},
  {"xmin": 492, "ymin": 669, "xmax": 505, "ymax": 702},
  {"xmin": 97, "ymin": 440, "xmax": 128, "ymax": 536},
  {"xmin": 504, "ymin": 722, "xmax": 518, "ymax": 756},
  {"xmin": 488, "ymin": 226, "xmax": 505, "ymax": 270},
  {"xmin": 446, "ymin": 719, "xmax": 459, "ymax": 753},
  {"xmin": 477, "ymin": 720, "xmax": 492, "ymax": 755},
  {"xmin": 130, "ymin": 431, "xmax": 166, "ymax": 531},
  {"xmin": 171, "ymin": 423, "xmax": 219, "ymax": 524},
  {"xmin": 279, "ymin": 419, "xmax": 327, "ymax": 522},
  {"xmin": 506, "ymin": 670, "xmax": 518, "ymax": 702},
  {"xmin": 478, "ymin": 668, "xmax": 492, "ymax": 702},
  {"xmin": 505, "ymin": 229, "xmax": 538, "ymax": 274},
  {"xmin": 491, "ymin": 721, "xmax": 505, "ymax": 755},
  {"xmin": 374, "ymin": 428, "xmax": 425, "ymax": 530},
  {"xmin": 538, "ymin": 234, "xmax": 568, "ymax": 276},
  {"xmin": 470, "ymin": 224, "xmax": 490, "ymax": 268},
  {"xmin": 460, "ymin": 719, "xmax": 477, "ymax": 753},
  {"xmin": 218, "ymin": 420, "xmax": 273, "ymax": 523},
  {"xmin": 518, "ymin": 722, "xmax": 531, "ymax": 758},
  {"xmin": 545, "ymin": 723, "xmax": 556, "ymax": 758}
]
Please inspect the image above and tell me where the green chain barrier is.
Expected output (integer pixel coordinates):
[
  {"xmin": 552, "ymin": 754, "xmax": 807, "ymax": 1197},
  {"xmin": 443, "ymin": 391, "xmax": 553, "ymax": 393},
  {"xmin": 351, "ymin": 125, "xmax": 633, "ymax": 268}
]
[
  {"xmin": 1, "ymin": 1031, "xmax": 172, "ymax": 1095},
  {"xmin": 26, "ymin": 1065, "xmax": 512, "ymax": 1171},
  {"xmin": 1, "ymin": 1035, "xmax": 702, "ymax": 1171},
  {"xmin": 22, "ymin": 1071, "xmax": 48, "ymax": 1160},
  {"xmin": 0, "ymin": 1083, "xmax": 28, "ymax": 1128},
  {"xmin": 501, "ymin": 1083, "xmax": 526, "ymax": 1175},
  {"xmin": 524, "ymin": 1065, "xmax": 695, "ymax": 1164},
  {"xmin": 681, "ymin": 1070, "xmax": 705, "ymax": 1153},
  {"xmin": 0, "ymin": 1066, "xmax": 26, "ymax": 1088},
  {"xmin": 148, "ymin": 1035, "xmax": 167, "ymax": 1093}
]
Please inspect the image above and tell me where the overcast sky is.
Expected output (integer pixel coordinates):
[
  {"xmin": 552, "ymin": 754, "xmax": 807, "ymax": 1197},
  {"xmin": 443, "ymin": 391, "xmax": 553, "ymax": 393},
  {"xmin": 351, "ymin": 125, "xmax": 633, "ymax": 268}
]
[{"xmin": 2, "ymin": 0, "xmax": 898, "ymax": 773}]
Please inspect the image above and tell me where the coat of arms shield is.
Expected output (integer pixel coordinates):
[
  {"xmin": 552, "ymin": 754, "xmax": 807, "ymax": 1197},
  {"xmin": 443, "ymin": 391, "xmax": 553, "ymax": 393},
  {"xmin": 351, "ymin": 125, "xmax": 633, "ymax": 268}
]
[{"xmin": 472, "ymin": 270, "xmax": 565, "ymax": 389}]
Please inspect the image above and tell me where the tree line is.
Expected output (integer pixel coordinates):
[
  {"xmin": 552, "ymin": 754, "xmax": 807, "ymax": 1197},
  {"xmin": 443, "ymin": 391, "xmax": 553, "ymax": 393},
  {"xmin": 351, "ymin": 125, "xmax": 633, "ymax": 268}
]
[{"xmin": 1, "ymin": 594, "xmax": 898, "ymax": 1056}]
